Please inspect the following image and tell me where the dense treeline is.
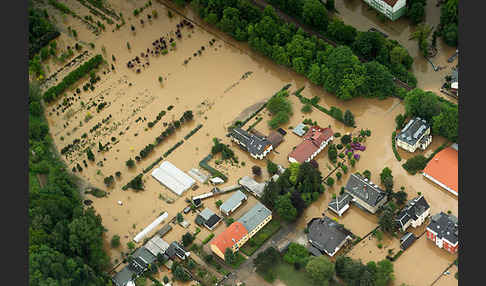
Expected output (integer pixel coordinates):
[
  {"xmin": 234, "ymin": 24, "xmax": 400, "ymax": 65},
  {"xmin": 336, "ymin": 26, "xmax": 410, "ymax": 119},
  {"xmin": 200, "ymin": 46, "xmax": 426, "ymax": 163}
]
[
  {"xmin": 439, "ymin": 0, "xmax": 458, "ymax": 47},
  {"xmin": 191, "ymin": 0, "xmax": 413, "ymax": 101},
  {"xmin": 44, "ymin": 55, "xmax": 104, "ymax": 102},
  {"xmin": 335, "ymin": 256, "xmax": 395, "ymax": 286},
  {"xmin": 28, "ymin": 5, "xmax": 60, "ymax": 60},
  {"xmin": 261, "ymin": 162, "xmax": 325, "ymax": 221},
  {"xmin": 404, "ymin": 88, "xmax": 458, "ymax": 142},
  {"xmin": 29, "ymin": 83, "xmax": 110, "ymax": 285},
  {"xmin": 263, "ymin": 0, "xmax": 417, "ymax": 87}
]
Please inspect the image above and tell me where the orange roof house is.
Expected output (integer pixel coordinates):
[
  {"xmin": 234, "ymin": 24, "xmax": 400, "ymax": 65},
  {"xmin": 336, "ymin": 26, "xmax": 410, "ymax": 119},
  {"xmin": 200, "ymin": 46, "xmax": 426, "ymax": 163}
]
[
  {"xmin": 423, "ymin": 144, "xmax": 458, "ymax": 196},
  {"xmin": 288, "ymin": 126, "xmax": 334, "ymax": 163},
  {"xmin": 210, "ymin": 222, "xmax": 248, "ymax": 260}
]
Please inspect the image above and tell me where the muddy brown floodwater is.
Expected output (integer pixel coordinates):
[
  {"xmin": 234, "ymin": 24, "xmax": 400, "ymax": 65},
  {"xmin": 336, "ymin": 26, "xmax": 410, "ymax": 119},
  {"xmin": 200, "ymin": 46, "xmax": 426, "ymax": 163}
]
[{"xmin": 40, "ymin": 0, "xmax": 457, "ymax": 285}]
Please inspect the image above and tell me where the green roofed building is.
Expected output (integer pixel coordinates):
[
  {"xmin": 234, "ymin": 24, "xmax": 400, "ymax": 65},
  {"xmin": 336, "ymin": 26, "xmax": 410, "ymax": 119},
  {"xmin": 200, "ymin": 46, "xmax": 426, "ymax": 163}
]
[{"xmin": 363, "ymin": 0, "xmax": 407, "ymax": 21}]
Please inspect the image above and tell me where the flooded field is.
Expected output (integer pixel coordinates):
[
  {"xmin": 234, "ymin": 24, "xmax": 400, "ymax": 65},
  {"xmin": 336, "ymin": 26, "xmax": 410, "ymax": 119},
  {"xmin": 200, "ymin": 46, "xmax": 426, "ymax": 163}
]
[
  {"xmin": 40, "ymin": 0, "xmax": 458, "ymax": 285},
  {"xmin": 335, "ymin": 0, "xmax": 458, "ymax": 103}
]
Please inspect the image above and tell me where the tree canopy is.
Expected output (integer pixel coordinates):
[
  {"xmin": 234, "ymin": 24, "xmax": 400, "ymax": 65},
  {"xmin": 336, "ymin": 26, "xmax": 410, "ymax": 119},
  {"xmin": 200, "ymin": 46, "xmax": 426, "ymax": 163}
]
[{"xmin": 305, "ymin": 255, "xmax": 335, "ymax": 285}]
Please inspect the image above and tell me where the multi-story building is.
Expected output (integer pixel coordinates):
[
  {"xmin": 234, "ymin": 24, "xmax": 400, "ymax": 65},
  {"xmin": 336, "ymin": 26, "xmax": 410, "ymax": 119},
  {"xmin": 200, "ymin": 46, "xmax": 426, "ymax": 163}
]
[
  {"xmin": 210, "ymin": 202, "xmax": 272, "ymax": 259},
  {"xmin": 396, "ymin": 195, "xmax": 431, "ymax": 232},
  {"xmin": 423, "ymin": 144, "xmax": 458, "ymax": 196},
  {"xmin": 396, "ymin": 117, "xmax": 432, "ymax": 153},
  {"xmin": 307, "ymin": 216, "xmax": 353, "ymax": 257},
  {"xmin": 230, "ymin": 127, "xmax": 273, "ymax": 160},
  {"xmin": 344, "ymin": 173, "xmax": 388, "ymax": 214},
  {"xmin": 426, "ymin": 212, "xmax": 459, "ymax": 254},
  {"xmin": 362, "ymin": 0, "xmax": 407, "ymax": 21},
  {"xmin": 288, "ymin": 126, "xmax": 334, "ymax": 163}
]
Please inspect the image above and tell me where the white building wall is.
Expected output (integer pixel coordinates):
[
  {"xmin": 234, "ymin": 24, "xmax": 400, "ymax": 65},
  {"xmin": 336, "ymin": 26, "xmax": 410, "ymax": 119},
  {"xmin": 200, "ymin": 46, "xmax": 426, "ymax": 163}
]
[{"xmin": 423, "ymin": 173, "xmax": 458, "ymax": 196}]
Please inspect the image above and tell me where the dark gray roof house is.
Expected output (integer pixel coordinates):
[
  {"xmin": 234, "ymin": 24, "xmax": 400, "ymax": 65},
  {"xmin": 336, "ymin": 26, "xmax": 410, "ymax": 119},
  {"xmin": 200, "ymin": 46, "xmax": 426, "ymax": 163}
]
[
  {"xmin": 307, "ymin": 216, "xmax": 353, "ymax": 257},
  {"xmin": 345, "ymin": 173, "xmax": 388, "ymax": 214},
  {"xmin": 196, "ymin": 208, "xmax": 222, "ymax": 230},
  {"xmin": 131, "ymin": 247, "xmax": 156, "ymax": 269},
  {"xmin": 427, "ymin": 212, "xmax": 459, "ymax": 246},
  {"xmin": 157, "ymin": 224, "xmax": 172, "ymax": 237},
  {"xmin": 396, "ymin": 196, "xmax": 430, "ymax": 231},
  {"xmin": 166, "ymin": 241, "xmax": 190, "ymax": 260},
  {"xmin": 230, "ymin": 127, "xmax": 273, "ymax": 159},
  {"xmin": 400, "ymin": 232, "xmax": 417, "ymax": 251},
  {"xmin": 112, "ymin": 266, "xmax": 135, "ymax": 286}
]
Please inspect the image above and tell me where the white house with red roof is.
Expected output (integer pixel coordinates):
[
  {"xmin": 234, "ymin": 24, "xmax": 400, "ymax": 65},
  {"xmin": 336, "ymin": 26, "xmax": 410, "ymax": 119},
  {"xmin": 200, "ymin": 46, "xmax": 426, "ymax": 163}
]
[
  {"xmin": 288, "ymin": 126, "xmax": 333, "ymax": 163},
  {"xmin": 362, "ymin": 0, "xmax": 407, "ymax": 21}
]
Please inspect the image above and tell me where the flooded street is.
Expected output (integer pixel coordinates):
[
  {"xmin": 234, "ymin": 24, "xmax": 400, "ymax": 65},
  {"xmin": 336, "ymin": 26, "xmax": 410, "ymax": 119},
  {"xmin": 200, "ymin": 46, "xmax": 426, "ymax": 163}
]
[{"xmin": 41, "ymin": 0, "xmax": 457, "ymax": 285}]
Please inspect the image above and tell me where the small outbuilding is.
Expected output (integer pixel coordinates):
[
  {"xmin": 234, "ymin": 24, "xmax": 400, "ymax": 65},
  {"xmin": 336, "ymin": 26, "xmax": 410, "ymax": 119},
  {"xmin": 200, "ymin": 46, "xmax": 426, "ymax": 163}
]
[
  {"xmin": 220, "ymin": 190, "xmax": 248, "ymax": 216},
  {"xmin": 328, "ymin": 194, "xmax": 352, "ymax": 217},
  {"xmin": 196, "ymin": 208, "xmax": 222, "ymax": 230},
  {"xmin": 400, "ymin": 232, "xmax": 417, "ymax": 251}
]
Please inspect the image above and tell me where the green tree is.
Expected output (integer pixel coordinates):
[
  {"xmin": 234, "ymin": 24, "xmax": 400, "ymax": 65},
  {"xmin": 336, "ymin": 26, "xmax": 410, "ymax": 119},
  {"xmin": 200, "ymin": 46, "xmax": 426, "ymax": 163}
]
[
  {"xmin": 111, "ymin": 235, "xmax": 120, "ymax": 248},
  {"xmin": 353, "ymin": 31, "xmax": 386, "ymax": 61},
  {"xmin": 224, "ymin": 248, "xmax": 236, "ymax": 265},
  {"xmin": 395, "ymin": 114, "xmax": 406, "ymax": 130},
  {"xmin": 275, "ymin": 194, "xmax": 297, "ymax": 222},
  {"xmin": 394, "ymin": 191, "xmax": 408, "ymax": 205},
  {"xmin": 380, "ymin": 167, "xmax": 393, "ymax": 185},
  {"xmin": 328, "ymin": 144, "xmax": 338, "ymax": 163},
  {"xmin": 306, "ymin": 255, "xmax": 335, "ymax": 285},
  {"xmin": 442, "ymin": 23, "xmax": 458, "ymax": 46},
  {"xmin": 327, "ymin": 19, "xmax": 357, "ymax": 45},
  {"xmin": 408, "ymin": 2, "xmax": 425, "ymax": 24},
  {"xmin": 284, "ymin": 242, "xmax": 310, "ymax": 267},
  {"xmin": 86, "ymin": 148, "xmax": 95, "ymax": 161},
  {"xmin": 307, "ymin": 63, "xmax": 322, "ymax": 85},
  {"xmin": 127, "ymin": 241, "xmax": 135, "ymax": 251},
  {"xmin": 326, "ymin": 177, "xmax": 335, "ymax": 187},
  {"xmin": 302, "ymin": 0, "xmax": 329, "ymax": 31},
  {"xmin": 325, "ymin": 0, "xmax": 335, "ymax": 12},
  {"xmin": 432, "ymin": 105, "xmax": 458, "ymax": 142},
  {"xmin": 182, "ymin": 232, "xmax": 194, "ymax": 247},
  {"xmin": 302, "ymin": 103, "xmax": 313, "ymax": 113},
  {"xmin": 375, "ymin": 259, "xmax": 395, "ymax": 286},
  {"xmin": 267, "ymin": 160, "xmax": 279, "ymax": 175},
  {"xmin": 409, "ymin": 23, "xmax": 433, "ymax": 57},
  {"xmin": 215, "ymin": 200, "xmax": 223, "ymax": 208},
  {"xmin": 404, "ymin": 88, "xmax": 441, "ymax": 122},
  {"xmin": 343, "ymin": 110, "xmax": 355, "ymax": 126},
  {"xmin": 378, "ymin": 205, "xmax": 397, "ymax": 234},
  {"xmin": 402, "ymin": 155, "xmax": 428, "ymax": 175},
  {"xmin": 362, "ymin": 61, "xmax": 396, "ymax": 100}
]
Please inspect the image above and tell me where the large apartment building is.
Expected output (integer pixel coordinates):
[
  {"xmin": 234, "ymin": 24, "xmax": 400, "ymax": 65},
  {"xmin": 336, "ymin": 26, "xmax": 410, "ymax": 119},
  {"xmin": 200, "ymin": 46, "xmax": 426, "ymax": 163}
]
[{"xmin": 363, "ymin": 0, "xmax": 407, "ymax": 21}]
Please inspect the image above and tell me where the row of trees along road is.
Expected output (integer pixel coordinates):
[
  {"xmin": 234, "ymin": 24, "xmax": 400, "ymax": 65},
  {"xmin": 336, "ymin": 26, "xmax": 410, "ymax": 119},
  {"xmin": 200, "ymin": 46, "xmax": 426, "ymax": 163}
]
[{"xmin": 190, "ymin": 0, "xmax": 414, "ymax": 101}]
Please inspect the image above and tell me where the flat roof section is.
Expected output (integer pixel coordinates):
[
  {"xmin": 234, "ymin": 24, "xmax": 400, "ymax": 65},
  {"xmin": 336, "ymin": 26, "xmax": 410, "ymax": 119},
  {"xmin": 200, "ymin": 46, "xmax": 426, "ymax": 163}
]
[{"xmin": 151, "ymin": 161, "xmax": 196, "ymax": 196}]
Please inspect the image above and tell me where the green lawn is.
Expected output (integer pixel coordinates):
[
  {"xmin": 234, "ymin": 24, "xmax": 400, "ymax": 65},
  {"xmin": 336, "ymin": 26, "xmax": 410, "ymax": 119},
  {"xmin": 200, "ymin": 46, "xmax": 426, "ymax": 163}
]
[
  {"xmin": 241, "ymin": 219, "xmax": 282, "ymax": 256},
  {"xmin": 273, "ymin": 262, "xmax": 317, "ymax": 286}
]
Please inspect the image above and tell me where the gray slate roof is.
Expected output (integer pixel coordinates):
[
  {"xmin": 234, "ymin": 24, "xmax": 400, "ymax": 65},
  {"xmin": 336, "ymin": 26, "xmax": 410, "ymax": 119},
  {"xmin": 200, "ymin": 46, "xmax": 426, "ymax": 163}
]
[
  {"xmin": 112, "ymin": 266, "xmax": 135, "ymax": 286},
  {"xmin": 220, "ymin": 190, "xmax": 247, "ymax": 213},
  {"xmin": 239, "ymin": 176, "xmax": 265, "ymax": 197},
  {"xmin": 132, "ymin": 247, "xmax": 156, "ymax": 266},
  {"xmin": 200, "ymin": 208, "xmax": 216, "ymax": 221},
  {"xmin": 231, "ymin": 127, "xmax": 272, "ymax": 156},
  {"xmin": 397, "ymin": 117, "xmax": 430, "ymax": 146},
  {"xmin": 237, "ymin": 202, "xmax": 272, "ymax": 233},
  {"xmin": 307, "ymin": 216, "xmax": 352, "ymax": 256},
  {"xmin": 328, "ymin": 194, "xmax": 352, "ymax": 214},
  {"xmin": 428, "ymin": 212, "xmax": 459, "ymax": 245},
  {"xmin": 396, "ymin": 196, "xmax": 430, "ymax": 228},
  {"xmin": 345, "ymin": 173, "xmax": 387, "ymax": 208}
]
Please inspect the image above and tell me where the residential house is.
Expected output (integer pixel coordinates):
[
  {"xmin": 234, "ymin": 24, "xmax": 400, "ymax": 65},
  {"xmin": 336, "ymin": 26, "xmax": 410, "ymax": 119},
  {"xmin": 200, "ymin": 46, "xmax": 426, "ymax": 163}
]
[
  {"xmin": 166, "ymin": 241, "xmax": 190, "ymax": 260},
  {"xmin": 344, "ymin": 173, "xmax": 388, "ymax": 214},
  {"xmin": 238, "ymin": 176, "xmax": 266, "ymax": 198},
  {"xmin": 210, "ymin": 222, "xmax": 249, "ymax": 260},
  {"xmin": 237, "ymin": 202, "xmax": 273, "ymax": 242},
  {"xmin": 328, "ymin": 193, "xmax": 353, "ymax": 217},
  {"xmin": 395, "ymin": 195, "xmax": 431, "ymax": 232},
  {"xmin": 396, "ymin": 117, "xmax": 432, "ymax": 153},
  {"xmin": 144, "ymin": 235, "xmax": 170, "ymax": 257},
  {"xmin": 230, "ymin": 127, "xmax": 273, "ymax": 159},
  {"xmin": 307, "ymin": 216, "xmax": 353, "ymax": 257},
  {"xmin": 210, "ymin": 202, "xmax": 272, "ymax": 260},
  {"xmin": 426, "ymin": 212, "xmax": 459, "ymax": 254},
  {"xmin": 288, "ymin": 126, "xmax": 334, "ymax": 163},
  {"xmin": 423, "ymin": 144, "xmax": 458, "ymax": 196},
  {"xmin": 219, "ymin": 190, "xmax": 248, "ymax": 216},
  {"xmin": 112, "ymin": 266, "xmax": 136, "ymax": 286},
  {"xmin": 195, "ymin": 208, "xmax": 222, "ymax": 230},
  {"xmin": 362, "ymin": 0, "xmax": 406, "ymax": 21},
  {"xmin": 400, "ymin": 232, "xmax": 417, "ymax": 251}
]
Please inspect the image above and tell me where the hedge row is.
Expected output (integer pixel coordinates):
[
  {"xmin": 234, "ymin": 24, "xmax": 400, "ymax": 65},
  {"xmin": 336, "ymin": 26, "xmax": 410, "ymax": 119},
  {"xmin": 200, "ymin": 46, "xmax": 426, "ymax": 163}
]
[
  {"xmin": 391, "ymin": 131, "xmax": 402, "ymax": 161},
  {"xmin": 202, "ymin": 233, "xmax": 215, "ymax": 245},
  {"xmin": 147, "ymin": 110, "xmax": 167, "ymax": 128},
  {"xmin": 184, "ymin": 124, "xmax": 203, "ymax": 140},
  {"xmin": 143, "ymin": 156, "xmax": 163, "ymax": 174},
  {"xmin": 199, "ymin": 154, "xmax": 228, "ymax": 181},
  {"xmin": 163, "ymin": 140, "xmax": 184, "ymax": 158},
  {"xmin": 44, "ymin": 54, "xmax": 104, "ymax": 102}
]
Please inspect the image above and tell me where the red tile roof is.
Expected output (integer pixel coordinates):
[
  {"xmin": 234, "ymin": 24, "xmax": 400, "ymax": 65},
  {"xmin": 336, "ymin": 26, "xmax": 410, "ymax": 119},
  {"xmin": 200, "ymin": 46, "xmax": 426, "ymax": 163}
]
[
  {"xmin": 289, "ymin": 126, "xmax": 333, "ymax": 163},
  {"xmin": 423, "ymin": 147, "xmax": 458, "ymax": 194},
  {"xmin": 383, "ymin": 0, "xmax": 399, "ymax": 7},
  {"xmin": 210, "ymin": 222, "xmax": 248, "ymax": 254}
]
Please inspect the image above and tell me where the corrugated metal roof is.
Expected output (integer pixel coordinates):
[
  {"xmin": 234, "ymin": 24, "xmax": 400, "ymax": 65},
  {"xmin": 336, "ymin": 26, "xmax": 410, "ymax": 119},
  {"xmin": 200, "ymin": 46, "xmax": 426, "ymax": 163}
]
[
  {"xmin": 151, "ymin": 161, "xmax": 195, "ymax": 196},
  {"xmin": 237, "ymin": 202, "xmax": 272, "ymax": 233},
  {"xmin": 220, "ymin": 191, "xmax": 247, "ymax": 213}
]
